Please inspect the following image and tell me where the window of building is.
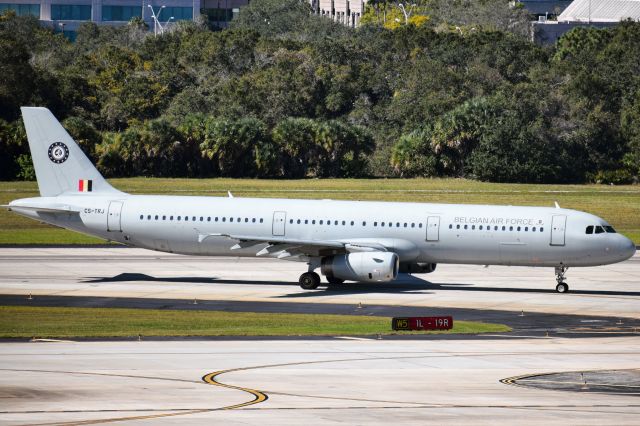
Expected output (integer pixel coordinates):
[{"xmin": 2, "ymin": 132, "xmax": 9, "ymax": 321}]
[
  {"xmin": 0, "ymin": 3, "xmax": 40, "ymax": 17},
  {"xmin": 51, "ymin": 4, "xmax": 91, "ymax": 20},
  {"xmin": 102, "ymin": 5, "xmax": 141, "ymax": 21},
  {"xmin": 201, "ymin": 7, "xmax": 232, "ymax": 22},
  {"xmin": 163, "ymin": 6, "xmax": 192, "ymax": 20}
]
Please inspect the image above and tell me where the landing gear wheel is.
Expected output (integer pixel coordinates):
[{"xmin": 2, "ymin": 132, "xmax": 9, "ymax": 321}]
[
  {"xmin": 556, "ymin": 282, "xmax": 569, "ymax": 293},
  {"xmin": 299, "ymin": 272, "xmax": 321, "ymax": 290},
  {"xmin": 327, "ymin": 277, "xmax": 344, "ymax": 285}
]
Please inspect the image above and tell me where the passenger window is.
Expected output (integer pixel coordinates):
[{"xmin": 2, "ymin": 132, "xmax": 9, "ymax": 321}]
[
  {"xmin": 304, "ymin": 219, "xmax": 308, "ymax": 224},
  {"xmin": 381, "ymin": 222, "xmax": 385, "ymax": 227},
  {"xmin": 502, "ymin": 226, "xmax": 506, "ymax": 231},
  {"xmin": 170, "ymin": 216, "xmax": 173, "ymax": 220},
  {"xmin": 335, "ymin": 220, "xmax": 338, "ymax": 225},
  {"xmin": 147, "ymin": 215, "xmax": 151, "ymax": 220},
  {"xmin": 456, "ymin": 224, "xmax": 460, "ymax": 229},
  {"xmin": 200, "ymin": 217, "xmax": 204, "ymax": 221},
  {"xmin": 350, "ymin": 221, "xmax": 354, "ymax": 226},
  {"xmin": 494, "ymin": 226, "xmax": 498, "ymax": 231},
  {"xmin": 222, "ymin": 217, "xmax": 226, "ymax": 222},
  {"xmin": 312, "ymin": 220, "xmax": 316, "ymax": 224},
  {"xmin": 595, "ymin": 226, "xmax": 605, "ymax": 234},
  {"xmin": 464, "ymin": 225, "xmax": 468, "ymax": 230},
  {"xmin": 163, "ymin": 216, "xmax": 166, "ymax": 220},
  {"xmin": 260, "ymin": 218, "xmax": 264, "ymax": 223},
  {"xmin": 177, "ymin": 216, "xmax": 181, "ymax": 221},
  {"xmin": 342, "ymin": 221, "xmax": 346, "ymax": 225},
  {"xmin": 289, "ymin": 219, "xmax": 293, "ymax": 224},
  {"xmin": 532, "ymin": 226, "xmax": 536, "ymax": 231},
  {"xmin": 252, "ymin": 218, "xmax": 256, "ymax": 223},
  {"xmin": 215, "ymin": 217, "xmax": 219, "ymax": 222},
  {"xmin": 540, "ymin": 227, "xmax": 544, "ymax": 232},
  {"xmin": 193, "ymin": 217, "xmax": 196, "ymax": 221},
  {"xmin": 396, "ymin": 222, "xmax": 400, "ymax": 227},
  {"xmin": 319, "ymin": 220, "xmax": 323, "ymax": 225},
  {"xmin": 185, "ymin": 216, "xmax": 189, "ymax": 222},
  {"xmin": 524, "ymin": 227, "xmax": 528, "ymax": 232},
  {"xmin": 517, "ymin": 226, "xmax": 521, "ymax": 231},
  {"xmin": 207, "ymin": 217, "xmax": 210, "ymax": 222},
  {"xmin": 374, "ymin": 222, "xmax": 378, "ymax": 227},
  {"xmin": 362, "ymin": 221, "xmax": 367, "ymax": 226},
  {"xmin": 139, "ymin": 215, "xmax": 143, "ymax": 220},
  {"xmin": 297, "ymin": 219, "xmax": 301, "ymax": 224},
  {"xmin": 479, "ymin": 225, "xmax": 483, "ymax": 230},
  {"xmin": 419, "ymin": 223, "xmax": 423, "ymax": 228},
  {"xmin": 230, "ymin": 218, "xmax": 233, "ymax": 222},
  {"xmin": 411, "ymin": 223, "xmax": 415, "ymax": 228},
  {"xmin": 472, "ymin": 225, "xmax": 475, "ymax": 230},
  {"xmin": 509, "ymin": 226, "xmax": 513, "ymax": 231},
  {"xmin": 245, "ymin": 218, "xmax": 248, "ymax": 223}
]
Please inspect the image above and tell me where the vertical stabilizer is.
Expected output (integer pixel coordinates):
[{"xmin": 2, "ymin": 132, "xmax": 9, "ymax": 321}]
[{"xmin": 20, "ymin": 107, "xmax": 122, "ymax": 197}]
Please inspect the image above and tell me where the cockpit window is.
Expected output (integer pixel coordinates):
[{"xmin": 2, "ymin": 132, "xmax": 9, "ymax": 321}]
[
  {"xmin": 595, "ymin": 226, "xmax": 605, "ymax": 234},
  {"xmin": 585, "ymin": 225, "xmax": 594, "ymax": 234},
  {"xmin": 605, "ymin": 226, "xmax": 616, "ymax": 233}
]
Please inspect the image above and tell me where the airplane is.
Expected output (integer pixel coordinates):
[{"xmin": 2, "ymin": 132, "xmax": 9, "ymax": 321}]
[{"xmin": 4, "ymin": 107, "xmax": 636, "ymax": 293}]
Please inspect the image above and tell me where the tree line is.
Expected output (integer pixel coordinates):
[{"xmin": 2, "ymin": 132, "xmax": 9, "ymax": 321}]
[{"xmin": 1, "ymin": 0, "xmax": 639, "ymax": 183}]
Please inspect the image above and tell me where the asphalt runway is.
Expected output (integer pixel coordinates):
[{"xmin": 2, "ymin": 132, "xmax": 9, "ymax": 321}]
[
  {"xmin": 0, "ymin": 247, "xmax": 638, "ymax": 319},
  {"xmin": 1, "ymin": 247, "xmax": 639, "ymax": 424},
  {"xmin": 1, "ymin": 338, "xmax": 639, "ymax": 425}
]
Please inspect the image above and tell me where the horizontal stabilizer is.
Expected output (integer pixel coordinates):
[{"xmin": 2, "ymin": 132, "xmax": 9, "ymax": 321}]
[{"xmin": 2, "ymin": 204, "xmax": 80, "ymax": 214}]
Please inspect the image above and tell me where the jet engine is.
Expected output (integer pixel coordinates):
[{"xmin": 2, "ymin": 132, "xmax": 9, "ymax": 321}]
[
  {"xmin": 321, "ymin": 252, "xmax": 399, "ymax": 282},
  {"xmin": 399, "ymin": 262, "xmax": 437, "ymax": 274}
]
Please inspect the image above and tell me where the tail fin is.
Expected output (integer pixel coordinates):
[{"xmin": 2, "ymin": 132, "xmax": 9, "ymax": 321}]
[{"xmin": 21, "ymin": 107, "xmax": 122, "ymax": 197}]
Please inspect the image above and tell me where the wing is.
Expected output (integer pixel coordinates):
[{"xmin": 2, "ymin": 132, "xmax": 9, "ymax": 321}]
[{"xmin": 198, "ymin": 232, "xmax": 388, "ymax": 261}]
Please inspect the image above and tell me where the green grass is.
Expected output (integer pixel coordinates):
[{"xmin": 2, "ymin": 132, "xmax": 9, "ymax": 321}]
[
  {"xmin": 1, "ymin": 178, "xmax": 639, "ymax": 244},
  {"xmin": 0, "ymin": 306, "xmax": 510, "ymax": 338}
]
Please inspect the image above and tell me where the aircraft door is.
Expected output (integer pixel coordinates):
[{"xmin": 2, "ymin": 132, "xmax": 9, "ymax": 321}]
[
  {"xmin": 426, "ymin": 216, "xmax": 440, "ymax": 241},
  {"xmin": 272, "ymin": 211, "xmax": 286, "ymax": 236},
  {"xmin": 550, "ymin": 215, "xmax": 567, "ymax": 246},
  {"xmin": 107, "ymin": 201, "xmax": 123, "ymax": 232}
]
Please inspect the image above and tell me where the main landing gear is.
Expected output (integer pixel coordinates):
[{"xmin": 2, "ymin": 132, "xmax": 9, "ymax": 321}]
[
  {"xmin": 299, "ymin": 272, "xmax": 321, "ymax": 290},
  {"xmin": 555, "ymin": 266, "xmax": 569, "ymax": 293}
]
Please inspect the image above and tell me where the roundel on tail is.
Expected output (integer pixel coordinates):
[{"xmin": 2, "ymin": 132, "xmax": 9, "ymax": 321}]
[{"xmin": 48, "ymin": 142, "xmax": 69, "ymax": 164}]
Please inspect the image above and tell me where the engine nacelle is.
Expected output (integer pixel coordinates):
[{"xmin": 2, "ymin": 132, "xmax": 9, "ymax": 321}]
[
  {"xmin": 321, "ymin": 252, "xmax": 399, "ymax": 282},
  {"xmin": 399, "ymin": 262, "xmax": 437, "ymax": 274}
]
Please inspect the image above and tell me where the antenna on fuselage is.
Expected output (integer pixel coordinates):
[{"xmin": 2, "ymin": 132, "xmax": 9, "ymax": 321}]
[
  {"xmin": 554, "ymin": 201, "xmax": 560, "ymax": 209},
  {"xmin": 228, "ymin": 191, "xmax": 234, "ymax": 198}
]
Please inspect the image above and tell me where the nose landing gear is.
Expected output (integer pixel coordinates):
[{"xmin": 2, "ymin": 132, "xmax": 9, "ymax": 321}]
[{"xmin": 555, "ymin": 266, "xmax": 569, "ymax": 293}]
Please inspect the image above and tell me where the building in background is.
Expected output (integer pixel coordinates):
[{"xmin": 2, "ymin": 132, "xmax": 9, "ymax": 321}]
[
  {"xmin": 311, "ymin": 0, "xmax": 367, "ymax": 27},
  {"xmin": 533, "ymin": 0, "xmax": 640, "ymax": 44},
  {"xmin": 516, "ymin": 0, "xmax": 572, "ymax": 20}
]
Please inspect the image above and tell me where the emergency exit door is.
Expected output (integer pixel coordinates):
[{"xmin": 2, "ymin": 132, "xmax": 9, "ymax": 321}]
[
  {"xmin": 272, "ymin": 211, "xmax": 286, "ymax": 236},
  {"xmin": 426, "ymin": 216, "xmax": 440, "ymax": 241},
  {"xmin": 550, "ymin": 215, "xmax": 567, "ymax": 246},
  {"xmin": 107, "ymin": 201, "xmax": 123, "ymax": 232}
]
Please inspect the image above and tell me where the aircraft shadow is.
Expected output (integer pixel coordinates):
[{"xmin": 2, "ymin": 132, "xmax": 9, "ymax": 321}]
[{"xmin": 82, "ymin": 273, "xmax": 640, "ymax": 297}]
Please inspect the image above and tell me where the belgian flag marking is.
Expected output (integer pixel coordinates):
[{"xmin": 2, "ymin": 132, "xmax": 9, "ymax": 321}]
[{"xmin": 78, "ymin": 179, "xmax": 93, "ymax": 192}]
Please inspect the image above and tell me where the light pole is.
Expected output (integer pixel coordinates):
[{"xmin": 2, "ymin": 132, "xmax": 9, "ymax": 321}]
[{"xmin": 147, "ymin": 4, "xmax": 166, "ymax": 36}]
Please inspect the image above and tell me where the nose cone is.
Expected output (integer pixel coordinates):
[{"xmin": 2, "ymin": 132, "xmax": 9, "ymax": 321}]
[{"xmin": 618, "ymin": 236, "xmax": 636, "ymax": 262}]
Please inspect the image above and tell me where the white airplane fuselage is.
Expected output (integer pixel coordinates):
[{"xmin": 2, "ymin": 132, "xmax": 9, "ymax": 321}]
[{"xmin": 11, "ymin": 193, "xmax": 635, "ymax": 268}]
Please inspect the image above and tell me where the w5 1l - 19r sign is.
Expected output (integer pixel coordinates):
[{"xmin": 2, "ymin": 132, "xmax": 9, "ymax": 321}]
[{"xmin": 392, "ymin": 316, "xmax": 453, "ymax": 331}]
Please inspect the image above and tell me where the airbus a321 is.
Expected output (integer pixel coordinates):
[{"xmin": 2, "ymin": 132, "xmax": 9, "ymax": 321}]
[{"xmin": 5, "ymin": 107, "xmax": 636, "ymax": 292}]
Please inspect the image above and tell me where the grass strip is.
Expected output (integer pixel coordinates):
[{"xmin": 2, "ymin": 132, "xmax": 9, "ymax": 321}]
[{"xmin": 0, "ymin": 306, "xmax": 510, "ymax": 338}]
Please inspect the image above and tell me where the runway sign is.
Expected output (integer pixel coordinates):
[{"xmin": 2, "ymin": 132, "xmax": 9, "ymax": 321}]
[{"xmin": 392, "ymin": 316, "xmax": 453, "ymax": 331}]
